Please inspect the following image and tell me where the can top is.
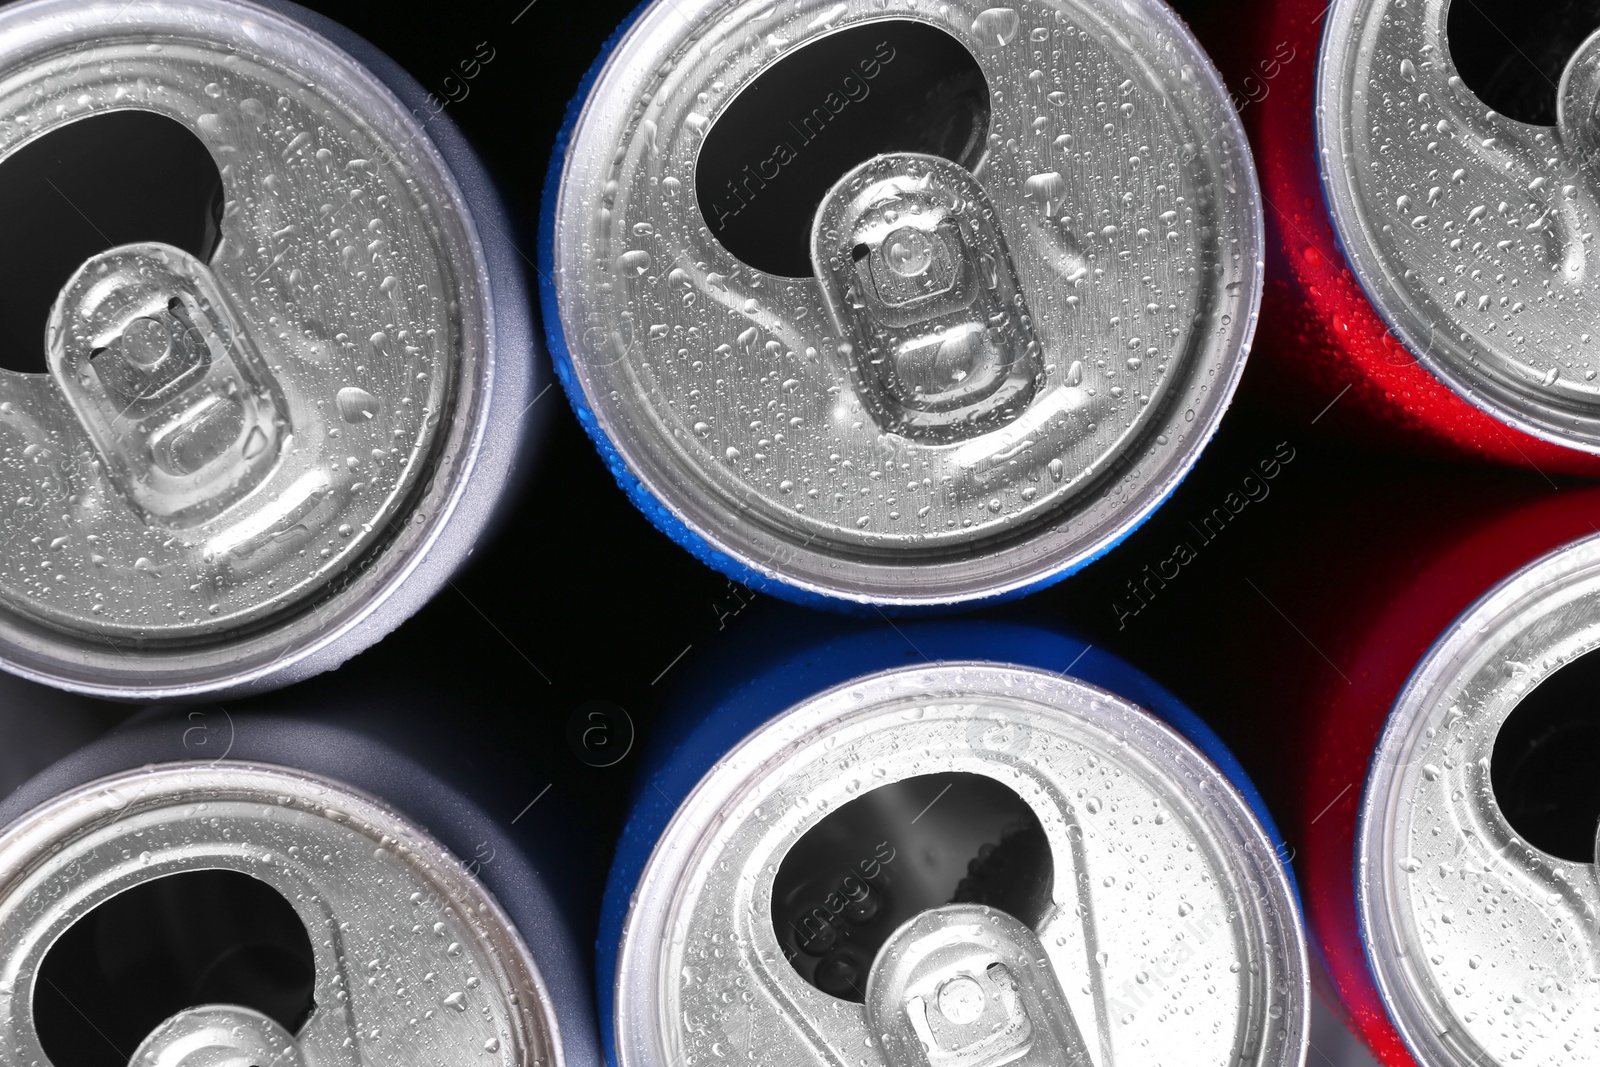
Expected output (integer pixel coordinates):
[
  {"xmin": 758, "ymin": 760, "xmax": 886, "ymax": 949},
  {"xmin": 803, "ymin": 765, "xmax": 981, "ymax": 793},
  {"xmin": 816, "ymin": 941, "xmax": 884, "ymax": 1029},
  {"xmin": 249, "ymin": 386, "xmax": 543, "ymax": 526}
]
[
  {"xmin": 1359, "ymin": 533, "xmax": 1600, "ymax": 1067},
  {"xmin": 614, "ymin": 663, "xmax": 1306, "ymax": 1067},
  {"xmin": 1321, "ymin": 1, "xmax": 1600, "ymax": 450},
  {"xmin": 0, "ymin": 761, "xmax": 562, "ymax": 1067},
  {"xmin": 0, "ymin": 0, "xmax": 489, "ymax": 691},
  {"xmin": 549, "ymin": 0, "xmax": 1260, "ymax": 604}
]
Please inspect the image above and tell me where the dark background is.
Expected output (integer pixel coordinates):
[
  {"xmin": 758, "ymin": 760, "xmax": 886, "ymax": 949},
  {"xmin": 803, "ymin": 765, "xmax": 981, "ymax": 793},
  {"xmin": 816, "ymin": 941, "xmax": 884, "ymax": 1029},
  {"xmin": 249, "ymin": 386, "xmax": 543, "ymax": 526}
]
[{"xmin": 0, "ymin": 0, "xmax": 1583, "ymax": 958}]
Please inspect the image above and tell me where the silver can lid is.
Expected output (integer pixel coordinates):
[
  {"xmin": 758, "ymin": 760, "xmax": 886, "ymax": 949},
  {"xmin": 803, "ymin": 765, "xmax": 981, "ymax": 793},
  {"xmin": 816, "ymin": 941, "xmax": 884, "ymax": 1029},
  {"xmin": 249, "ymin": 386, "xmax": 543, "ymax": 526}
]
[
  {"xmin": 1359, "ymin": 534, "xmax": 1600, "ymax": 1067},
  {"xmin": 0, "ymin": 0, "xmax": 492, "ymax": 693},
  {"xmin": 550, "ymin": 0, "xmax": 1261, "ymax": 604},
  {"xmin": 615, "ymin": 663, "xmax": 1307, "ymax": 1067},
  {"xmin": 0, "ymin": 762, "xmax": 563, "ymax": 1067},
  {"xmin": 1321, "ymin": 2, "xmax": 1600, "ymax": 450}
]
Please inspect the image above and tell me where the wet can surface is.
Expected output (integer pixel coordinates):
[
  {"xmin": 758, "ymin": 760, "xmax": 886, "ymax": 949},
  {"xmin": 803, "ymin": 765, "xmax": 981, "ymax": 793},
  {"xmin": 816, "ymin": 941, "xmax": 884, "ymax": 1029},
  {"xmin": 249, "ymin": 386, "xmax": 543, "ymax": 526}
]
[
  {"xmin": 0, "ymin": 686, "xmax": 602, "ymax": 1067},
  {"xmin": 1193, "ymin": 477, "xmax": 1600, "ymax": 1067},
  {"xmin": 600, "ymin": 619, "xmax": 1307, "ymax": 1067},
  {"xmin": 1238, "ymin": 0, "xmax": 1600, "ymax": 474},
  {"xmin": 542, "ymin": 0, "xmax": 1263, "ymax": 607},
  {"xmin": 1355, "ymin": 524, "xmax": 1600, "ymax": 1067},
  {"xmin": 0, "ymin": 0, "xmax": 539, "ymax": 698}
]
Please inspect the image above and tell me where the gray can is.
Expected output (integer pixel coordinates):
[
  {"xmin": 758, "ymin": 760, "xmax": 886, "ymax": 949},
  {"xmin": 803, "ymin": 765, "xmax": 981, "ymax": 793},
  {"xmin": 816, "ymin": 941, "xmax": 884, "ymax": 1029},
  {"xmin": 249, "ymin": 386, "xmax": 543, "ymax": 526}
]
[
  {"xmin": 0, "ymin": 689, "xmax": 602, "ymax": 1067},
  {"xmin": 541, "ymin": 0, "xmax": 1262, "ymax": 607},
  {"xmin": 0, "ymin": 0, "xmax": 538, "ymax": 698},
  {"xmin": 1320, "ymin": 1, "xmax": 1600, "ymax": 449},
  {"xmin": 1358, "ymin": 533, "xmax": 1600, "ymax": 1067}
]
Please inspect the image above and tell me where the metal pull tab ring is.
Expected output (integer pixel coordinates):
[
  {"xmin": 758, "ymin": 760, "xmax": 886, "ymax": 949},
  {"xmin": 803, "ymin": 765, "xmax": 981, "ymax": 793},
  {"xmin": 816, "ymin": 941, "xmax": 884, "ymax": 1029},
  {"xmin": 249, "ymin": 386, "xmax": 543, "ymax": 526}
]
[
  {"xmin": 47, "ymin": 242, "xmax": 288, "ymax": 528},
  {"xmin": 866, "ymin": 904, "xmax": 1093, "ymax": 1067},
  {"xmin": 814, "ymin": 154, "xmax": 1042, "ymax": 445},
  {"xmin": 131, "ymin": 1005, "xmax": 307, "ymax": 1067}
]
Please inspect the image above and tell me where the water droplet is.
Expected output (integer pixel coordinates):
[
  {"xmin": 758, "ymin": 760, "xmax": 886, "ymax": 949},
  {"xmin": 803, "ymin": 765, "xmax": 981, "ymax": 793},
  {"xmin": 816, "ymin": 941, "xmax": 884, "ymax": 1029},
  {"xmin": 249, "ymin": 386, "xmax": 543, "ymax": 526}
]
[
  {"xmin": 1024, "ymin": 171, "xmax": 1067, "ymax": 216},
  {"xmin": 971, "ymin": 7, "xmax": 1020, "ymax": 49},
  {"xmin": 337, "ymin": 386, "xmax": 379, "ymax": 423},
  {"xmin": 618, "ymin": 250, "xmax": 653, "ymax": 276}
]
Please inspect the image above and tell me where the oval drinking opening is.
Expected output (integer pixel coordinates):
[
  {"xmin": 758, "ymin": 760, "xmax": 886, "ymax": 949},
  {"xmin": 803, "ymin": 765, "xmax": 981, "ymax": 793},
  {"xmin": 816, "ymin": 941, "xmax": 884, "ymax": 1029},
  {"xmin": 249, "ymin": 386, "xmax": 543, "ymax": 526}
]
[
  {"xmin": 1490, "ymin": 647, "xmax": 1600, "ymax": 862},
  {"xmin": 0, "ymin": 110, "xmax": 223, "ymax": 375},
  {"xmin": 34, "ymin": 868, "xmax": 316, "ymax": 1067},
  {"xmin": 771, "ymin": 771, "xmax": 1052, "ymax": 1003},
  {"xmin": 696, "ymin": 20, "xmax": 990, "ymax": 279},
  {"xmin": 1447, "ymin": 0, "xmax": 1600, "ymax": 125}
]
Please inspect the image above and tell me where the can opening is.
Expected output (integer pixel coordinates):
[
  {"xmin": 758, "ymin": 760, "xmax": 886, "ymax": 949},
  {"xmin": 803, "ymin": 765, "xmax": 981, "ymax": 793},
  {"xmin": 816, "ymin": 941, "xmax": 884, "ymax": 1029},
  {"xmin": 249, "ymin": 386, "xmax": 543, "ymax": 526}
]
[
  {"xmin": 0, "ymin": 110, "xmax": 223, "ymax": 375},
  {"xmin": 696, "ymin": 21, "xmax": 989, "ymax": 279},
  {"xmin": 770, "ymin": 771, "xmax": 1051, "ymax": 1003},
  {"xmin": 1447, "ymin": 0, "xmax": 1600, "ymax": 125},
  {"xmin": 34, "ymin": 869, "xmax": 315, "ymax": 1067},
  {"xmin": 1490, "ymin": 648, "xmax": 1600, "ymax": 862}
]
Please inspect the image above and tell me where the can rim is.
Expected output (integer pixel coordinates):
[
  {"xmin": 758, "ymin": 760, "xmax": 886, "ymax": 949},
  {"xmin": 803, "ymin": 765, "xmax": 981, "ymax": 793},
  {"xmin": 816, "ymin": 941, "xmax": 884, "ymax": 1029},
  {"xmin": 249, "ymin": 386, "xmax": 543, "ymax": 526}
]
[
  {"xmin": 1357, "ymin": 531, "xmax": 1600, "ymax": 1067},
  {"xmin": 0, "ymin": 0, "xmax": 534, "ymax": 699},
  {"xmin": 613, "ymin": 660, "xmax": 1308, "ymax": 1067},
  {"xmin": 543, "ymin": 0, "xmax": 1264, "ymax": 607}
]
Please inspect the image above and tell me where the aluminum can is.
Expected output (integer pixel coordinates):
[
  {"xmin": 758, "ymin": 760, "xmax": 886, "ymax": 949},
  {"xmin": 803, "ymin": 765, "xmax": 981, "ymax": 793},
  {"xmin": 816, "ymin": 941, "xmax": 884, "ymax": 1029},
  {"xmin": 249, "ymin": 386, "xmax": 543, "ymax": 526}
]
[
  {"xmin": 599, "ymin": 616, "xmax": 1307, "ymax": 1067},
  {"xmin": 1355, "ymin": 518, "xmax": 1600, "ymax": 1067},
  {"xmin": 1164, "ymin": 471, "xmax": 1600, "ymax": 1067},
  {"xmin": 0, "ymin": 679, "xmax": 602, "ymax": 1067},
  {"xmin": 0, "ymin": 0, "xmax": 539, "ymax": 699},
  {"xmin": 541, "ymin": 0, "xmax": 1263, "ymax": 607},
  {"xmin": 1234, "ymin": 0, "xmax": 1600, "ymax": 474},
  {"xmin": 1296, "ymin": 487, "xmax": 1600, "ymax": 1067}
]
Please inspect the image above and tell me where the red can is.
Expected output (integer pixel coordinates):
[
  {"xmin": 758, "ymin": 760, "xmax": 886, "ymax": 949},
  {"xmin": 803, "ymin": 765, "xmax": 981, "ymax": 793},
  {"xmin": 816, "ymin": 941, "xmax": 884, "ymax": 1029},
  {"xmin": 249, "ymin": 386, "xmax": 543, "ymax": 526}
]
[
  {"xmin": 1057, "ymin": 442, "xmax": 1600, "ymax": 1067},
  {"xmin": 1227, "ymin": 0, "xmax": 1600, "ymax": 476},
  {"xmin": 1280, "ymin": 489, "xmax": 1600, "ymax": 1062}
]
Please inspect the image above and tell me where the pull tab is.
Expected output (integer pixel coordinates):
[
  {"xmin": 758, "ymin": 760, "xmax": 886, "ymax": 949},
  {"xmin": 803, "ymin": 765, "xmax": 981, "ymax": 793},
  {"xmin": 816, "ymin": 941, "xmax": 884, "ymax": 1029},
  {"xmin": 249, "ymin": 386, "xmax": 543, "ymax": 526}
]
[
  {"xmin": 812, "ymin": 153, "xmax": 1042, "ymax": 444},
  {"xmin": 130, "ymin": 1005, "xmax": 307, "ymax": 1067},
  {"xmin": 47, "ymin": 243, "xmax": 287, "ymax": 528},
  {"xmin": 865, "ymin": 904, "xmax": 1092, "ymax": 1067}
]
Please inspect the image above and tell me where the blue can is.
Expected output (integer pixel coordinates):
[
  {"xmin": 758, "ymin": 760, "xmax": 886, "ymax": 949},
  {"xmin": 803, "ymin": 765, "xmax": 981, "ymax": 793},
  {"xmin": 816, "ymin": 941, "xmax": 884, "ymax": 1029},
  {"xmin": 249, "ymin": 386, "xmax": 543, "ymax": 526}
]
[
  {"xmin": 540, "ymin": 0, "xmax": 1261, "ymax": 609},
  {"xmin": 598, "ymin": 615, "xmax": 1305, "ymax": 1067},
  {"xmin": 0, "ymin": 672, "xmax": 601, "ymax": 1067}
]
